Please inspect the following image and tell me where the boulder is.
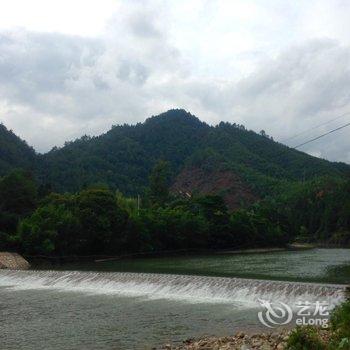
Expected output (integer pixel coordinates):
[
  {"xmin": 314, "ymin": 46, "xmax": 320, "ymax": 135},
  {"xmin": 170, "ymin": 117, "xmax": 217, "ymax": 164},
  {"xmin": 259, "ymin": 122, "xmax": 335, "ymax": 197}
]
[{"xmin": 0, "ymin": 252, "xmax": 30, "ymax": 270}]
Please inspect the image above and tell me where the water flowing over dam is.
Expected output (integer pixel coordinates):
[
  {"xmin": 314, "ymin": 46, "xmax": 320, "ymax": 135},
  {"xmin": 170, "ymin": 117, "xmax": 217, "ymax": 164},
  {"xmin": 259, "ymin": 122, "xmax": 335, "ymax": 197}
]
[
  {"xmin": 1, "ymin": 249, "xmax": 350, "ymax": 350},
  {"xmin": 0, "ymin": 269, "xmax": 347, "ymax": 307}
]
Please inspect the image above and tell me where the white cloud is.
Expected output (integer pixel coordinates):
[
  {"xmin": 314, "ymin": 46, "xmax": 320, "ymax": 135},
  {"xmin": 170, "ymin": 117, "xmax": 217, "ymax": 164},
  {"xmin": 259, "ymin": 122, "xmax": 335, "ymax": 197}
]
[
  {"xmin": 0, "ymin": 0, "xmax": 349, "ymax": 163},
  {"xmin": 0, "ymin": 0, "xmax": 117, "ymax": 37}
]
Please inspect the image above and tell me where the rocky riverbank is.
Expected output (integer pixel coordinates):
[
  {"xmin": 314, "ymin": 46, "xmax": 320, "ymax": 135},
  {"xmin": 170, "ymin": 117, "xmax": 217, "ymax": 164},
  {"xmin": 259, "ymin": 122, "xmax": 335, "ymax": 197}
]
[
  {"xmin": 0, "ymin": 252, "xmax": 30, "ymax": 270},
  {"xmin": 158, "ymin": 330, "xmax": 290, "ymax": 350},
  {"xmin": 158, "ymin": 328, "xmax": 331, "ymax": 350}
]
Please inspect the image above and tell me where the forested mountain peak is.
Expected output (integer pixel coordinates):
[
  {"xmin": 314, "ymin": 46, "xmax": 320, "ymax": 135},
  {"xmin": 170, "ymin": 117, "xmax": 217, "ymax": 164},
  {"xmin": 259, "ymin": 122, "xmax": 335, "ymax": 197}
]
[
  {"xmin": 0, "ymin": 110, "xmax": 349, "ymax": 199},
  {"xmin": 144, "ymin": 109, "xmax": 207, "ymax": 127},
  {"xmin": 0, "ymin": 123, "xmax": 36, "ymax": 176},
  {"xmin": 106, "ymin": 109, "xmax": 209, "ymax": 143}
]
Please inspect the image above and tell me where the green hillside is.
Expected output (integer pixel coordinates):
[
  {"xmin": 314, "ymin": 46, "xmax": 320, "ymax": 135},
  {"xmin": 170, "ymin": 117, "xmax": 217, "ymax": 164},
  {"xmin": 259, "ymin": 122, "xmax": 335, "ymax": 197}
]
[
  {"xmin": 38, "ymin": 109, "xmax": 349, "ymax": 196},
  {"xmin": 1, "ymin": 110, "xmax": 349, "ymax": 254},
  {"xmin": 0, "ymin": 109, "xmax": 349, "ymax": 198},
  {"xmin": 0, "ymin": 123, "xmax": 37, "ymax": 176}
]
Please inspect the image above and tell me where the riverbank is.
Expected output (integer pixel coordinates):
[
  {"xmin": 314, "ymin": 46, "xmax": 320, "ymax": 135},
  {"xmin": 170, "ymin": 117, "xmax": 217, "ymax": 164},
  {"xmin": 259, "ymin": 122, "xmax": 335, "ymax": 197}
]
[
  {"xmin": 159, "ymin": 330, "xmax": 292, "ymax": 349},
  {"xmin": 158, "ymin": 327, "xmax": 333, "ymax": 350},
  {"xmin": 159, "ymin": 299, "xmax": 350, "ymax": 349},
  {"xmin": 0, "ymin": 252, "xmax": 30, "ymax": 270}
]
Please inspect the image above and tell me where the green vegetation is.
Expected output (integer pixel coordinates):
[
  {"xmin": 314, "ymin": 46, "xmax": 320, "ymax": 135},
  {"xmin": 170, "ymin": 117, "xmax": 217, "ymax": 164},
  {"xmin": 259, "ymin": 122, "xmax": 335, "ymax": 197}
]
[
  {"xmin": 0, "ymin": 109, "xmax": 349, "ymax": 255},
  {"xmin": 0, "ymin": 124, "xmax": 36, "ymax": 176},
  {"xmin": 286, "ymin": 301, "xmax": 350, "ymax": 350},
  {"xmin": 0, "ymin": 171, "xmax": 288, "ymax": 256},
  {"xmin": 287, "ymin": 326, "xmax": 325, "ymax": 350},
  {"xmin": 148, "ymin": 160, "xmax": 171, "ymax": 206},
  {"xmin": 0, "ymin": 169, "xmax": 38, "ymax": 251},
  {"xmin": 254, "ymin": 176, "xmax": 350, "ymax": 245},
  {"xmin": 39, "ymin": 110, "xmax": 208, "ymax": 194},
  {"xmin": 1, "ymin": 109, "xmax": 348, "ymax": 195},
  {"xmin": 0, "ymin": 164, "xmax": 349, "ymax": 256},
  {"xmin": 330, "ymin": 300, "xmax": 350, "ymax": 348}
]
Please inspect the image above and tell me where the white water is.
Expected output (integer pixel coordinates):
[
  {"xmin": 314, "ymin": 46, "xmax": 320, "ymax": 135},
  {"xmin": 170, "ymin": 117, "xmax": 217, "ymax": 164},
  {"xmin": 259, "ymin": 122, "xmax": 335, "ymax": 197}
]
[{"xmin": 0, "ymin": 270, "xmax": 347, "ymax": 307}]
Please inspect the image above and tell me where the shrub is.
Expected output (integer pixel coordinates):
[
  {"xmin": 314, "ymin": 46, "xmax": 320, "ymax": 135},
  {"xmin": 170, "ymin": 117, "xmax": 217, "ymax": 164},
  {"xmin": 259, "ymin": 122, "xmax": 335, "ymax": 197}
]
[
  {"xmin": 286, "ymin": 326, "xmax": 325, "ymax": 350},
  {"xmin": 330, "ymin": 301, "xmax": 350, "ymax": 349}
]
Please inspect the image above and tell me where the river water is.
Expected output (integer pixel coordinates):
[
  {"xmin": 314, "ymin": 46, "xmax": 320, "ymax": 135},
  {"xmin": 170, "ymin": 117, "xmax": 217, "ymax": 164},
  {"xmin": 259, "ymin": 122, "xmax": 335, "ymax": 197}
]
[{"xmin": 0, "ymin": 249, "xmax": 349, "ymax": 350}]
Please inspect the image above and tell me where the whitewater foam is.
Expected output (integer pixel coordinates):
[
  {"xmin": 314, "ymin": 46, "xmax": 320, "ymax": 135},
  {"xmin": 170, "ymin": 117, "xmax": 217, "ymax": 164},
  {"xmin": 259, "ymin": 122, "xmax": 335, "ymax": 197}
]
[{"xmin": 0, "ymin": 270, "xmax": 347, "ymax": 307}]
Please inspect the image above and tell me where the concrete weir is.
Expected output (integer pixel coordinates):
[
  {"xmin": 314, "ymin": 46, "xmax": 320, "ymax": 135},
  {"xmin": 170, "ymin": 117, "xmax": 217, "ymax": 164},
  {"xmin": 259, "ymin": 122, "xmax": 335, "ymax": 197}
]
[
  {"xmin": 0, "ymin": 270, "xmax": 347, "ymax": 308},
  {"xmin": 0, "ymin": 252, "xmax": 30, "ymax": 270}
]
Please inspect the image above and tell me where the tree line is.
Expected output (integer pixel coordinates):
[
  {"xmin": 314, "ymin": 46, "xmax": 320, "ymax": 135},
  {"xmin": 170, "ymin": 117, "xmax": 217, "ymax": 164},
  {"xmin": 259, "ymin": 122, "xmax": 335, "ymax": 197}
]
[{"xmin": 0, "ymin": 162, "xmax": 349, "ymax": 257}]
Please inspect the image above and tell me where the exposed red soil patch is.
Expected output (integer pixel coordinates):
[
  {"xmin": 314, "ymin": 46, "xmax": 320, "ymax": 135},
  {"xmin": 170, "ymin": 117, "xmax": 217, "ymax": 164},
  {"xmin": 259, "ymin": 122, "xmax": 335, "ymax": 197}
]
[{"xmin": 171, "ymin": 167, "xmax": 258, "ymax": 210}]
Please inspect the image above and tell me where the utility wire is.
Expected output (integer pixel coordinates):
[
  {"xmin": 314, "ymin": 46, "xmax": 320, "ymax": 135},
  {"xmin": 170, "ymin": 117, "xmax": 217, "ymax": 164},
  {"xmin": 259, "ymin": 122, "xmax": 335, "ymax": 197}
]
[
  {"xmin": 281, "ymin": 111, "xmax": 350, "ymax": 143},
  {"xmin": 293, "ymin": 121, "xmax": 350, "ymax": 149},
  {"xmin": 236, "ymin": 112, "xmax": 350, "ymax": 155},
  {"xmin": 225, "ymin": 114, "xmax": 350, "ymax": 165},
  {"xmin": 250, "ymin": 121, "xmax": 350, "ymax": 166}
]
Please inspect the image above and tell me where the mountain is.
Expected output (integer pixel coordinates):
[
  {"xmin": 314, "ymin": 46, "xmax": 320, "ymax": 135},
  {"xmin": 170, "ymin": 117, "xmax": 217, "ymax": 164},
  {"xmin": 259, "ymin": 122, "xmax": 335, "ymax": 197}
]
[
  {"xmin": 0, "ymin": 123, "xmax": 37, "ymax": 176},
  {"xmin": 38, "ymin": 110, "xmax": 208, "ymax": 194},
  {"xmin": 1, "ymin": 109, "xmax": 349, "ymax": 208}
]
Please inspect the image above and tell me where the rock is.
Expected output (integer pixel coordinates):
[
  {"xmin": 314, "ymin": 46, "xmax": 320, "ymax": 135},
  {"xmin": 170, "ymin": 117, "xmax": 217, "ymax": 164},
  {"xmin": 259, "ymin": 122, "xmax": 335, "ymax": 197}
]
[
  {"xmin": 159, "ymin": 329, "xmax": 293, "ymax": 349},
  {"xmin": 184, "ymin": 338, "xmax": 194, "ymax": 344},
  {"xmin": 252, "ymin": 339, "xmax": 262, "ymax": 347},
  {"xmin": 240, "ymin": 344, "xmax": 251, "ymax": 350},
  {"xmin": 0, "ymin": 252, "xmax": 30, "ymax": 270},
  {"xmin": 276, "ymin": 342, "xmax": 286, "ymax": 350}
]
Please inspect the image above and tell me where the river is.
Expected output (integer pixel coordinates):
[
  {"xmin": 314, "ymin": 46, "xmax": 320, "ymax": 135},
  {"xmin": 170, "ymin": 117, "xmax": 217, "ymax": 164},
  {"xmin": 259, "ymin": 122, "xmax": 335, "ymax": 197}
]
[{"xmin": 0, "ymin": 248, "xmax": 349, "ymax": 349}]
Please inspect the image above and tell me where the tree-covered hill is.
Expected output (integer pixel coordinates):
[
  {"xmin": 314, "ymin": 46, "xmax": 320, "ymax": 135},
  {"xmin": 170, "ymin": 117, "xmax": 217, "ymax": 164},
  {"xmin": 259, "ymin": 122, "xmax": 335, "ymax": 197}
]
[
  {"xmin": 1, "ymin": 110, "xmax": 349, "ymax": 253},
  {"xmin": 1, "ymin": 109, "xmax": 349, "ymax": 200},
  {"xmin": 0, "ymin": 123, "xmax": 37, "ymax": 176},
  {"xmin": 38, "ymin": 109, "xmax": 209, "ymax": 194}
]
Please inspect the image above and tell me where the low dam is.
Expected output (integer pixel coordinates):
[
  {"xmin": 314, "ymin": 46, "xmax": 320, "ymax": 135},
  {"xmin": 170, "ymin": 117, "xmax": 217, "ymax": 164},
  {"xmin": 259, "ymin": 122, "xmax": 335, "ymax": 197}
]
[
  {"xmin": 0, "ymin": 269, "xmax": 346, "ymax": 306},
  {"xmin": 1, "ymin": 249, "xmax": 349, "ymax": 350}
]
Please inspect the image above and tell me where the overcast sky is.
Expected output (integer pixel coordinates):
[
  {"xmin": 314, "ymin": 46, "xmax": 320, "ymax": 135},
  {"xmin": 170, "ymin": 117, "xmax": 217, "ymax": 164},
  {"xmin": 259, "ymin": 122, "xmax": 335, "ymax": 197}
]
[{"xmin": 0, "ymin": 0, "xmax": 349, "ymax": 162}]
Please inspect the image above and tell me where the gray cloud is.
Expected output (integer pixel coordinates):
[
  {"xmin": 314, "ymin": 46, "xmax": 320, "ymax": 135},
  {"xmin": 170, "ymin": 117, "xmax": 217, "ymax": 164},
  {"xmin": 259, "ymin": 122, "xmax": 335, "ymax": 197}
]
[
  {"xmin": 229, "ymin": 39, "xmax": 350, "ymax": 162},
  {"xmin": 0, "ymin": 1, "xmax": 349, "ymax": 164}
]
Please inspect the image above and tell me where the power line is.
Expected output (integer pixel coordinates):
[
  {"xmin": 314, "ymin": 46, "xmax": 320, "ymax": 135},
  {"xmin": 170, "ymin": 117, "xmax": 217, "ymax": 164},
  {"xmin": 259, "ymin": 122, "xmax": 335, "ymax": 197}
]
[
  {"xmin": 253, "ymin": 121, "xmax": 350, "ymax": 166},
  {"xmin": 293, "ymin": 121, "xmax": 350, "ymax": 149},
  {"xmin": 238, "ymin": 111, "xmax": 350, "ymax": 156},
  {"xmin": 225, "ymin": 113, "xmax": 350, "ymax": 165},
  {"xmin": 281, "ymin": 111, "xmax": 350, "ymax": 143}
]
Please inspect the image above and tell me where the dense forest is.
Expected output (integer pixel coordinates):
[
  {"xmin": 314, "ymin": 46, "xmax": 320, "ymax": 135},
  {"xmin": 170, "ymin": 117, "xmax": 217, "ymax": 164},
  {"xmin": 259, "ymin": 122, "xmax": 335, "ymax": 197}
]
[
  {"xmin": 0, "ymin": 109, "xmax": 349, "ymax": 256},
  {"xmin": 1, "ymin": 109, "xmax": 348, "ymax": 195},
  {"xmin": 0, "ymin": 165, "xmax": 349, "ymax": 257},
  {"xmin": 0, "ymin": 124, "xmax": 37, "ymax": 176}
]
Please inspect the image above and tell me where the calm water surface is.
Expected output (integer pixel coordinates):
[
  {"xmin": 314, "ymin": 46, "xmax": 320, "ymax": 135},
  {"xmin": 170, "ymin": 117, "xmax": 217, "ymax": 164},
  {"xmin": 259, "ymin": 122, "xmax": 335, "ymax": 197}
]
[
  {"xmin": 49, "ymin": 248, "xmax": 350, "ymax": 284},
  {"xmin": 0, "ymin": 248, "xmax": 349, "ymax": 350}
]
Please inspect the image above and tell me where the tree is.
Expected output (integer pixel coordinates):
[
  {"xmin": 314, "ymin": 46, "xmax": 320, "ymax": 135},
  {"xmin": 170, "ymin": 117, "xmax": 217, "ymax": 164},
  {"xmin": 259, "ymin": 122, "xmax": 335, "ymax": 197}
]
[
  {"xmin": 0, "ymin": 169, "xmax": 37, "ymax": 216},
  {"xmin": 260, "ymin": 130, "xmax": 267, "ymax": 137},
  {"xmin": 149, "ymin": 160, "xmax": 171, "ymax": 206},
  {"xmin": 18, "ymin": 201, "xmax": 79, "ymax": 255},
  {"xmin": 76, "ymin": 188, "xmax": 128, "ymax": 254},
  {"xmin": 193, "ymin": 195, "xmax": 231, "ymax": 248},
  {"xmin": 0, "ymin": 169, "xmax": 38, "ymax": 238}
]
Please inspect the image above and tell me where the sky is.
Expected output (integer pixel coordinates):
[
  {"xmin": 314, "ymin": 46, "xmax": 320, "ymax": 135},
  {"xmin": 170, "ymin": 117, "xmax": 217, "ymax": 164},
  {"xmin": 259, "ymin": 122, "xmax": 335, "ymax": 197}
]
[{"xmin": 0, "ymin": 0, "xmax": 349, "ymax": 163}]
